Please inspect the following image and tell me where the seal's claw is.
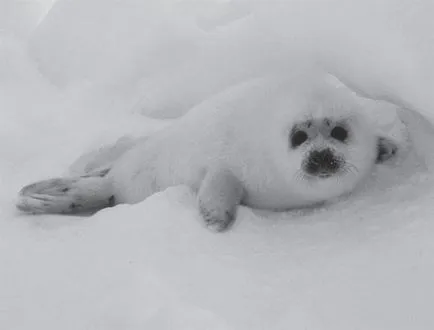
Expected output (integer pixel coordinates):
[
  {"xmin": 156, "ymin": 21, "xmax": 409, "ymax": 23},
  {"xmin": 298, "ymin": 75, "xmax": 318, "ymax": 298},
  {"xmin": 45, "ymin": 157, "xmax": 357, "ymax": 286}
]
[{"xmin": 199, "ymin": 204, "xmax": 236, "ymax": 232}]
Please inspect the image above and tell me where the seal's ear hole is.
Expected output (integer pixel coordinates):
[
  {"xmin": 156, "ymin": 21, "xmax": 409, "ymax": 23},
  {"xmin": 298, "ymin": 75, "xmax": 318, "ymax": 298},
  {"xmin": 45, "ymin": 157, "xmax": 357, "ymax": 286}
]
[{"xmin": 376, "ymin": 137, "xmax": 398, "ymax": 164}]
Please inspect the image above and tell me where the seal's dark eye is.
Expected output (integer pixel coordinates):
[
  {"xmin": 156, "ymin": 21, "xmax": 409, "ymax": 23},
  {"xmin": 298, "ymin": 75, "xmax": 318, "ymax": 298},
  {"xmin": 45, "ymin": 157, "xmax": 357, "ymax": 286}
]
[
  {"xmin": 291, "ymin": 130, "xmax": 308, "ymax": 148},
  {"xmin": 330, "ymin": 126, "xmax": 348, "ymax": 142}
]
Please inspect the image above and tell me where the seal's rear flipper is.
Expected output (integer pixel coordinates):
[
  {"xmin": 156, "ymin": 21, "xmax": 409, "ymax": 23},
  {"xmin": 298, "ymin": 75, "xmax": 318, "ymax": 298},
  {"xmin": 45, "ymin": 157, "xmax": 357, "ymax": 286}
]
[{"xmin": 16, "ymin": 168, "xmax": 115, "ymax": 215}]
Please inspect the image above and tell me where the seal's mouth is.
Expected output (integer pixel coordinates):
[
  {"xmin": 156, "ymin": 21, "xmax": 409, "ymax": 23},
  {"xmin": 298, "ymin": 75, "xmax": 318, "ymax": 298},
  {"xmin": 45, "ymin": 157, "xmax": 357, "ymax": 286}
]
[
  {"xmin": 317, "ymin": 172, "xmax": 333, "ymax": 179},
  {"xmin": 303, "ymin": 171, "xmax": 335, "ymax": 180}
]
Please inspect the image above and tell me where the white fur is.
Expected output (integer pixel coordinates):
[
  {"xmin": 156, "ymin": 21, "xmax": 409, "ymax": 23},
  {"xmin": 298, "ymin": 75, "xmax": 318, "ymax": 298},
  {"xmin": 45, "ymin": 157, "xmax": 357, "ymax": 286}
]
[
  {"xmin": 108, "ymin": 75, "xmax": 381, "ymax": 209},
  {"xmin": 17, "ymin": 74, "xmax": 391, "ymax": 218}
]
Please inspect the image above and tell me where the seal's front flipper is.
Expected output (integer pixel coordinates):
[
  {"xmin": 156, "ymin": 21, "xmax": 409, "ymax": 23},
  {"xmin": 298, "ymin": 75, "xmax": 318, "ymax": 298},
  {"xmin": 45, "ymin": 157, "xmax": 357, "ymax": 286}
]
[
  {"xmin": 376, "ymin": 136, "xmax": 398, "ymax": 164},
  {"xmin": 16, "ymin": 169, "xmax": 115, "ymax": 215},
  {"xmin": 198, "ymin": 168, "xmax": 245, "ymax": 232}
]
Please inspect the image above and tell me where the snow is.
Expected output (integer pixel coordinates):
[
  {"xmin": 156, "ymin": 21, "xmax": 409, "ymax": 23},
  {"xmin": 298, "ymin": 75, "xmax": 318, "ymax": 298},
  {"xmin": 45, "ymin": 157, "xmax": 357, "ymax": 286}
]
[{"xmin": 2, "ymin": 0, "xmax": 434, "ymax": 329}]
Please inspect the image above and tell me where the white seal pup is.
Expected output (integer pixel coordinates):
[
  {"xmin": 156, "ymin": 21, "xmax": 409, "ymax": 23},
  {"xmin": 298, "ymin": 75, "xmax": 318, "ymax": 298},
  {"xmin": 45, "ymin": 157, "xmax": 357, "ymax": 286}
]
[{"xmin": 16, "ymin": 76, "xmax": 398, "ymax": 232}]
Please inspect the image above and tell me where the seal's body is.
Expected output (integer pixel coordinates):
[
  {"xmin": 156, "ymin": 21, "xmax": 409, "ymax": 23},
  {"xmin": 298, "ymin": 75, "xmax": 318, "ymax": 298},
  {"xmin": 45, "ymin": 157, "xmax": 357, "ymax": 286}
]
[{"xmin": 17, "ymin": 76, "xmax": 398, "ymax": 231}]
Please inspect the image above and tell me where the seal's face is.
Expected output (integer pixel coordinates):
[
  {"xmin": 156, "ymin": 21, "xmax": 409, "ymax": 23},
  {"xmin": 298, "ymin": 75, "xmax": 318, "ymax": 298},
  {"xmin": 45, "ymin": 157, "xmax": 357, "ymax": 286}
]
[{"xmin": 290, "ymin": 117, "xmax": 359, "ymax": 180}]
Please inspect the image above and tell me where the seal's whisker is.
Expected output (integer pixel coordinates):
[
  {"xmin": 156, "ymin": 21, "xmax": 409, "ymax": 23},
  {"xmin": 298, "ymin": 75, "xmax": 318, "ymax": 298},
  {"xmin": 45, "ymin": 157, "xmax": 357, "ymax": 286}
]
[{"xmin": 343, "ymin": 162, "xmax": 359, "ymax": 176}]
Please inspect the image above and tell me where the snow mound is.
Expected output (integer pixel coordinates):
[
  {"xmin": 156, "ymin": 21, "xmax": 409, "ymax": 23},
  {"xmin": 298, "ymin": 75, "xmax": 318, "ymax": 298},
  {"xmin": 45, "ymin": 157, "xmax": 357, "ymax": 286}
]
[{"xmin": 28, "ymin": 0, "xmax": 434, "ymax": 119}]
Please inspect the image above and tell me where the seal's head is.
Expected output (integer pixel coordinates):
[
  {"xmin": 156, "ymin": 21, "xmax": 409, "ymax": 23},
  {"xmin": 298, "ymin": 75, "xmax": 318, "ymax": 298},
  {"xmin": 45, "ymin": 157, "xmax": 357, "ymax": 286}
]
[
  {"xmin": 280, "ymin": 85, "xmax": 398, "ymax": 204},
  {"xmin": 290, "ymin": 116, "xmax": 371, "ymax": 181}
]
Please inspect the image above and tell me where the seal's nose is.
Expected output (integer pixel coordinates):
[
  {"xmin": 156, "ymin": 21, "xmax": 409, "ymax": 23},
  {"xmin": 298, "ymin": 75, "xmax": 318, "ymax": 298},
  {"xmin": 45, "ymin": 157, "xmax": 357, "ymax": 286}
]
[{"xmin": 305, "ymin": 149, "xmax": 340, "ymax": 176}]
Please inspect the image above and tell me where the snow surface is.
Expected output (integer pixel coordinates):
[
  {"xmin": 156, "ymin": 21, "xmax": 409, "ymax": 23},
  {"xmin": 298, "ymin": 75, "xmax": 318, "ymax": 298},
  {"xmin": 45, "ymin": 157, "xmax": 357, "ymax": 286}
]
[{"xmin": 2, "ymin": 0, "xmax": 434, "ymax": 329}]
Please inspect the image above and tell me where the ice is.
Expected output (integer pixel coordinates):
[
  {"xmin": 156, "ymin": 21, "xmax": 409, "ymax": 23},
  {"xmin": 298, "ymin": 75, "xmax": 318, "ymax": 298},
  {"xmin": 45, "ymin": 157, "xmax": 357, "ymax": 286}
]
[{"xmin": 2, "ymin": 0, "xmax": 434, "ymax": 329}]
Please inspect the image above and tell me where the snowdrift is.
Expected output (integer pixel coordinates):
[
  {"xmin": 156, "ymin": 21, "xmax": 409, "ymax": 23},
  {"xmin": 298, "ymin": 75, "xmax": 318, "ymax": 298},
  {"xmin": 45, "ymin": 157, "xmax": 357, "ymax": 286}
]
[{"xmin": 29, "ymin": 0, "xmax": 434, "ymax": 118}]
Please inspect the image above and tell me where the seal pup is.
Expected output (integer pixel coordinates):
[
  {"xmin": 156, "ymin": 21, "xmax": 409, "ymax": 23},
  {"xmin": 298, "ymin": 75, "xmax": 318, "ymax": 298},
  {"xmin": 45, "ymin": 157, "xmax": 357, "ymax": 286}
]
[{"xmin": 16, "ymin": 76, "xmax": 398, "ymax": 232}]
